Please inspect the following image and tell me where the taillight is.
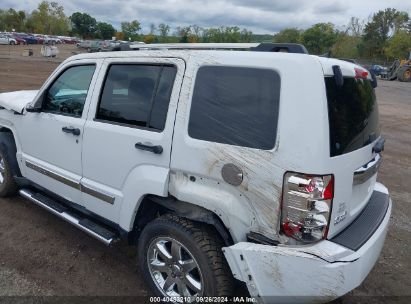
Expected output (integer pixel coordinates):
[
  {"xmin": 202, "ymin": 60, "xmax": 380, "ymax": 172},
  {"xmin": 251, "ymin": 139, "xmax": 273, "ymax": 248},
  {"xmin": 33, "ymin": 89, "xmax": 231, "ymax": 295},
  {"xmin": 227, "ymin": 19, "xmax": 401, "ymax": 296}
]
[
  {"xmin": 355, "ymin": 68, "xmax": 369, "ymax": 79},
  {"xmin": 281, "ymin": 173, "xmax": 334, "ymax": 243}
]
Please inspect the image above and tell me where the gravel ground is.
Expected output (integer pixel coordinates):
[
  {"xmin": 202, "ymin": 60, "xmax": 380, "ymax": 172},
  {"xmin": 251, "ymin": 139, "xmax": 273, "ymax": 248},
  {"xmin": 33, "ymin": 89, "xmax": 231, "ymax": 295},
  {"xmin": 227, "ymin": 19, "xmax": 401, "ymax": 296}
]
[{"xmin": 0, "ymin": 44, "xmax": 410, "ymax": 303}]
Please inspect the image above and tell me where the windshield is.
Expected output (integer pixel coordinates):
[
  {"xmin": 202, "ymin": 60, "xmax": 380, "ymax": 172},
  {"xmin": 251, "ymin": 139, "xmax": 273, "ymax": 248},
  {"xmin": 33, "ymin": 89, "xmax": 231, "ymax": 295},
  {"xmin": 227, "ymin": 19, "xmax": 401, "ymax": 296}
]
[{"xmin": 325, "ymin": 77, "xmax": 380, "ymax": 157}]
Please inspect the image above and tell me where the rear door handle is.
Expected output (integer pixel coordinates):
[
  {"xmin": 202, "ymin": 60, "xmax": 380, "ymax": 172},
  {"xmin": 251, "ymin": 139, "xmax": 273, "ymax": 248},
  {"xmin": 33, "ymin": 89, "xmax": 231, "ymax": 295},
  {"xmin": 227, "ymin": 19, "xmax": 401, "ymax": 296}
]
[
  {"xmin": 353, "ymin": 154, "xmax": 382, "ymax": 185},
  {"xmin": 135, "ymin": 142, "xmax": 163, "ymax": 154},
  {"xmin": 62, "ymin": 126, "xmax": 81, "ymax": 136}
]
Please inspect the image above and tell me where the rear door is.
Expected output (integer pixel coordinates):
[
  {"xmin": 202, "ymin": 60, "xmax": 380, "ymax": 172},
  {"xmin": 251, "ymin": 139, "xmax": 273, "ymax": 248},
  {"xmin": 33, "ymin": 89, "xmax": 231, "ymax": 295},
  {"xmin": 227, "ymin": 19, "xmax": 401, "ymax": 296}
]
[
  {"xmin": 81, "ymin": 57, "xmax": 184, "ymax": 224},
  {"xmin": 324, "ymin": 70, "xmax": 383, "ymax": 237}
]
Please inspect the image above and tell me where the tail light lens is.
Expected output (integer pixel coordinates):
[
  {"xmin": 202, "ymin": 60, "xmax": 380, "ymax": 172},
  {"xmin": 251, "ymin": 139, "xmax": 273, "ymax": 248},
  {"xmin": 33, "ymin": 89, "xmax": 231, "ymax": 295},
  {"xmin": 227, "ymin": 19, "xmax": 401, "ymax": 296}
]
[
  {"xmin": 281, "ymin": 173, "xmax": 334, "ymax": 243},
  {"xmin": 355, "ymin": 68, "xmax": 369, "ymax": 79}
]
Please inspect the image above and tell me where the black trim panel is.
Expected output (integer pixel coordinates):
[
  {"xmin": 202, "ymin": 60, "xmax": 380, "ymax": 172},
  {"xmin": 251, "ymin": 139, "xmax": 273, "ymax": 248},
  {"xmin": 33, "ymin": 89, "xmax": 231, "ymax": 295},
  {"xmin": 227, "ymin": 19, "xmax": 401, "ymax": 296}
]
[
  {"xmin": 26, "ymin": 161, "xmax": 79, "ymax": 189},
  {"xmin": 81, "ymin": 184, "xmax": 115, "ymax": 205},
  {"xmin": 331, "ymin": 191, "xmax": 389, "ymax": 251},
  {"xmin": 25, "ymin": 161, "xmax": 115, "ymax": 205}
]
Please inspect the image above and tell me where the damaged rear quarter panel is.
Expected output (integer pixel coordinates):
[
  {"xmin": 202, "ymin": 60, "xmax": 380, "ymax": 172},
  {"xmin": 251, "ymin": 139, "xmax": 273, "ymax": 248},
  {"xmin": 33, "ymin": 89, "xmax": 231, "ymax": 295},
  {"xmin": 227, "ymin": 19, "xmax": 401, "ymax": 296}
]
[{"xmin": 169, "ymin": 52, "xmax": 328, "ymax": 242}]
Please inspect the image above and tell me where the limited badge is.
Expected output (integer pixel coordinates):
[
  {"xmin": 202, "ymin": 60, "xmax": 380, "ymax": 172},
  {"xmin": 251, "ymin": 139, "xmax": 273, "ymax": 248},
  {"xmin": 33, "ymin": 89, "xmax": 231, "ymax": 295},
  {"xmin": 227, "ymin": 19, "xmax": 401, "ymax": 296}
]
[{"xmin": 334, "ymin": 202, "xmax": 347, "ymax": 225}]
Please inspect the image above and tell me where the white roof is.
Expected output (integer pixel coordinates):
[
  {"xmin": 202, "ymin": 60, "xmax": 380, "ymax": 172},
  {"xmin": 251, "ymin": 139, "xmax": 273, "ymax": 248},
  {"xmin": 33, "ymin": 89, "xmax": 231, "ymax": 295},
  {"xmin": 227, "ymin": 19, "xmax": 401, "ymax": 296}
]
[{"xmin": 64, "ymin": 45, "xmax": 363, "ymax": 78}]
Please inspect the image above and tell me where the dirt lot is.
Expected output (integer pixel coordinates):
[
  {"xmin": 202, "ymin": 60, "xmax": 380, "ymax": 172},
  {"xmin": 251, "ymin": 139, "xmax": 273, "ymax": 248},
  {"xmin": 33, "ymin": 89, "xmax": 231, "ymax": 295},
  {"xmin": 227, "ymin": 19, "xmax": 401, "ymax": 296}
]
[{"xmin": 0, "ymin": 44, "xmax": 410, "ymax": 303}]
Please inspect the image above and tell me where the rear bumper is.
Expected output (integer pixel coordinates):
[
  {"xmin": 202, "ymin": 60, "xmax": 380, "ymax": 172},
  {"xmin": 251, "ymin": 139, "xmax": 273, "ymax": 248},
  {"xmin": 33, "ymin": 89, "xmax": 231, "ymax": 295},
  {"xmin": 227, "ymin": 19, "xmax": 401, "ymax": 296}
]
[{"xmin": 223, "ymin": 184, "xmax": 391, "ymax": 304}]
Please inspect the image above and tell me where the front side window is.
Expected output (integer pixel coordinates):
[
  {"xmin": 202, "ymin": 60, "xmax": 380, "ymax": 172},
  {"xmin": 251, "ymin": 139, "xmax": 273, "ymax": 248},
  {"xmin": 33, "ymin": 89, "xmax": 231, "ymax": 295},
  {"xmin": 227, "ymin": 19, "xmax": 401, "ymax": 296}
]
[
  {"xmin": 97, "ymin": 64, "xmax": 177, "ymax": 131},
  {"xmin": 188, "ymin": 66, "xmax": 281, "ymax": 150},
  {"xmin": 43, "ymin": 65, "xmax": 95, "ymax": 117}
]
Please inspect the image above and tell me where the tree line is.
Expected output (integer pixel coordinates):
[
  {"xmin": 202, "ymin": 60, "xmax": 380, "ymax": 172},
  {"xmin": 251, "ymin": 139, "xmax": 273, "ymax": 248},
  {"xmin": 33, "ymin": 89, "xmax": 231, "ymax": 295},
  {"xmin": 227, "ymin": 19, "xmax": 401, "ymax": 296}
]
[
  {"xmin": 274, "ymin": 9, "xmax": 411, "ymax": 60},
  {"xmin": 1, "ymin": 1, "xmax": 410, "ymax": 60}
]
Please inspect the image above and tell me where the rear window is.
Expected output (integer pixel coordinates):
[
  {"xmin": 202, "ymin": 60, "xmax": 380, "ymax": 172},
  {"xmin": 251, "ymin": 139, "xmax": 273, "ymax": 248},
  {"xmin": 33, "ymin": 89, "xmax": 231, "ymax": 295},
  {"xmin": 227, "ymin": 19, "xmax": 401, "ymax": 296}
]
[
  {"xmin": 188, "ymin": 66, "xmax": 281, "ymax": 150},
  {"xmin": 325, "ymin": 77, "xmax": 380, "ymax": 157}
]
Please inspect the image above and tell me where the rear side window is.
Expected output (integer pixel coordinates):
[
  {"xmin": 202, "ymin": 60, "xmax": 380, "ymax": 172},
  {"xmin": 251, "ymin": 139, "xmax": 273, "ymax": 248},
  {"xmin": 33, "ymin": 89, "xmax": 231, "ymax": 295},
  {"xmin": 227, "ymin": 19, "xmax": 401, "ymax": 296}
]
[
  {"xmin": 97, "ymin": 64, "xmax": 177, "ymax": 131},
  {"xmin": 325, "ymin": 77, "xmax": 380, "ymax": 157},
  {"xmin": 188, "ymin": 66, "xmax": 281, "ymax": 150}
]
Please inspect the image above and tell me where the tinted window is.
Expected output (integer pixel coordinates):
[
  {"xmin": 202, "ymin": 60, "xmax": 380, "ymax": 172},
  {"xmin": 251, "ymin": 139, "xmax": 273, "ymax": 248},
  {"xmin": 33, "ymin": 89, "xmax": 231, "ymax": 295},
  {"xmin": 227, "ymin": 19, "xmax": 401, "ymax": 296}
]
[
  {"xmin": 325, "ymin": 77, "xmax": 380, "ymax": 157},
  {"xmin": 97, "ymin": 64, "xmax": 176, "ymax": 131},
  {"xmin": 188, "ymin": 66, "xmax": 281, "ymax": 150},
  {"xmin": 44, "ymin": 65, "xmax": 95, "ymax": 117}
]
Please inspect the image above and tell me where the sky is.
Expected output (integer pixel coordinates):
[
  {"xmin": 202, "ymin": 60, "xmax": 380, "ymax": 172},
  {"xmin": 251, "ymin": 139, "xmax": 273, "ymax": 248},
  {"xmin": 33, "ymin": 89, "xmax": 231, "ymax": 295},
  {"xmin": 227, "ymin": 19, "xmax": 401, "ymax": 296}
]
[{"xmin": 2, "ymin": 0, "xmax": 411, "ymax": 34}]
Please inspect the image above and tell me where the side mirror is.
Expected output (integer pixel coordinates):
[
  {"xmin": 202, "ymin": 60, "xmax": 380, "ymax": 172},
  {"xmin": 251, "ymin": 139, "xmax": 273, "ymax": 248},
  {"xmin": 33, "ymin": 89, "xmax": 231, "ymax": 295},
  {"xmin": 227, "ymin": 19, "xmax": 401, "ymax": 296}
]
[
  {"xmin": 25, "ymin": 92, "xmax": 45, "ymax": 113},
  {"xmin": 25, "ymin": 104, "xmax": 42, "ymax": 113}
]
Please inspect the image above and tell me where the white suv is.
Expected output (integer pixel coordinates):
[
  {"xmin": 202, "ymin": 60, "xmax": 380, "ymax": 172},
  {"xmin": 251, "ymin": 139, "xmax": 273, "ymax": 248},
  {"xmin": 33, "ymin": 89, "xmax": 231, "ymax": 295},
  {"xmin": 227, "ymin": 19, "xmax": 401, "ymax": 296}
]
[{"xmin": 0, "ymin": 43, "xmax": 391, "ymax": 303}]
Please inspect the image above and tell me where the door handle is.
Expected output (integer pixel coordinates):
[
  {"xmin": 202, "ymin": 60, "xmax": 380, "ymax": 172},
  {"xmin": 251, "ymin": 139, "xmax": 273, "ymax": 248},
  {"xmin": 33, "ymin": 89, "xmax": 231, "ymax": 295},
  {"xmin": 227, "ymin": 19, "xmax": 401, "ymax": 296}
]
[
  {"xmin": 62, "ymin": 126, "xmax": 81, "ymax": 136},
  {"xmin": 135, "ymin": 142, "xmax": 163, "ymax": 154}
]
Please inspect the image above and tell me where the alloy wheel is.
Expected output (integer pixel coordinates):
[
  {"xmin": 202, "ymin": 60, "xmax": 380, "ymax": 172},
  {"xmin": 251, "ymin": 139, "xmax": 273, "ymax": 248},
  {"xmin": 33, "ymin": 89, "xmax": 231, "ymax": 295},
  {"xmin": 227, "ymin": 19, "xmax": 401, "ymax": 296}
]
[{"xmin": 147, "ymin": 237, "xmax": 203, "ymax": 300}]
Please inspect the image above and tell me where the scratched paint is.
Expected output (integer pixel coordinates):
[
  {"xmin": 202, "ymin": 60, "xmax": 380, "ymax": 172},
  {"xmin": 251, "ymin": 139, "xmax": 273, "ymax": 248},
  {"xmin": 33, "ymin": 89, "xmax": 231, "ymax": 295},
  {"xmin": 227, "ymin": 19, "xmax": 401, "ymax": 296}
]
[{"xmin": 169, "ymin": 52, "xmax": 299, "ymax": 243}]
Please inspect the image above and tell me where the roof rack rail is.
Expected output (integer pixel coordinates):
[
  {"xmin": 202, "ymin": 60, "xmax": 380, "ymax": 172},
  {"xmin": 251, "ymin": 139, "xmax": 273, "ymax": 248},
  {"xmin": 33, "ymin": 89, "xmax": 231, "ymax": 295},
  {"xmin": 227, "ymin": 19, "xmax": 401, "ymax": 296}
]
[
  {"xmin": 129, "ymin": 42, "xmax": 309, "ymax": 54},
  {"xmin": 130, "ymin": 43, "xmax": 259, "ymax": 50},
  {"xmin": 251, "ymin": 43, "xmax": 308, "ymax": 54}
]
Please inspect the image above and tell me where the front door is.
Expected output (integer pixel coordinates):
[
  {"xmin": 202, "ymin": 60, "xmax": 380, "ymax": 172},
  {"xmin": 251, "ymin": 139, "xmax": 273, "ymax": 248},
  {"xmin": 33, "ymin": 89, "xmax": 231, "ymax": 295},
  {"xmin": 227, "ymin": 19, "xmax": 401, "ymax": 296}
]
[
  {"xmin": 81, "ymin": 57, "xmax": 185, "ymax": 225},
  {"xmin": 18, "ymin": 61, "xmax": 99, "ymax": 204}
]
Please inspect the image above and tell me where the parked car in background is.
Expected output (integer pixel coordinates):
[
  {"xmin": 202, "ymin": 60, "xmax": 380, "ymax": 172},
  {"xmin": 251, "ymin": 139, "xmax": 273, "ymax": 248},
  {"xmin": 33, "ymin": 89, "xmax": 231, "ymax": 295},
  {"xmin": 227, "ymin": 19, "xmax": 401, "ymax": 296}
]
[
  {"xmin": 32, "ymin": 34, "xmax": 45, "ymax": 44},
  {"xmin": 78, "ymin": 40, "xmax": 107, "ymax": 52},
  {"xmin": 76, "ymin": 40, "xmax": 92, "ymax": 49},
  {"xmin": 369, "ymin": 65, "xmax": 388, "ymax": 78},
  {"xmin": 76, "ymin": 40, "xmax": 137, "ymax": 52},
  {"xmin": 31, "ymin": 35, "xmax": 62, "ymax": 45},
  {"xmin": 48, "ymin": 36, "xmax": 62, "ymax": 44},
  {"xmin": 58, "ymin": 36, "xmax": 78, "ymax": 44},
  {"xmin": 13, "ymin": 33, "xmax": 38, "ymax": 44},
  {"xmin": 8, "ymin": 34, "xmax": 26, "ymax": 45},
  {"xmin": 100, "ymin": 40, "xmax": 121, "ymax": 51},
  {"xmin": 89, "ymin": 40, "xmax": 104, "ymax": 52},
  {"xmin": 0, "ymin": 34, "xmax": 17, "ymax": 45}
]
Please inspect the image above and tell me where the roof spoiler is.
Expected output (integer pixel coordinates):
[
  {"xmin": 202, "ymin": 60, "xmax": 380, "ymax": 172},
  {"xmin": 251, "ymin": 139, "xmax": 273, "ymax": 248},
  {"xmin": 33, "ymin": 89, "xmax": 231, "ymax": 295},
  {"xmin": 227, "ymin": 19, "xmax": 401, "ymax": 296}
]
[{"xmin": 332, "ymin": 65, "xmax": 344, "ymax": 87}]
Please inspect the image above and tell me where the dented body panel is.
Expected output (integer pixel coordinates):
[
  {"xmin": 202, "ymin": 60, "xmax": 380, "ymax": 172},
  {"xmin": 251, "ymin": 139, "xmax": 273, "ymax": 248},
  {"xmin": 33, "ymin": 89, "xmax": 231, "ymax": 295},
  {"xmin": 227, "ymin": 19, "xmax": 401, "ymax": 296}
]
[
  {"xmin": 170, "ymin": 52, "xmax": 328, "ymax": 242},
  {"xmin": 0, "ymin": 90, "xmax": 38, "ymax": 113},
  {"xmin": 223, "ymin": 185, "xmax": 391, "ymax": 303}
]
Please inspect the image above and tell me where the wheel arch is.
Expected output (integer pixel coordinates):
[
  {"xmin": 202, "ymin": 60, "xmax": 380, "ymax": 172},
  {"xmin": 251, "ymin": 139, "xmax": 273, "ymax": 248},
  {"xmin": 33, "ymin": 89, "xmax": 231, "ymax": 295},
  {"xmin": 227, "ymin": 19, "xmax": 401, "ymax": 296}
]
[
  {"xmin": 130, "ymin": 195, "xmax": 234, "ymax": 246},
  {"xmin": 0, "ymin": 128, "xmax": 22, "ymax": 178}
]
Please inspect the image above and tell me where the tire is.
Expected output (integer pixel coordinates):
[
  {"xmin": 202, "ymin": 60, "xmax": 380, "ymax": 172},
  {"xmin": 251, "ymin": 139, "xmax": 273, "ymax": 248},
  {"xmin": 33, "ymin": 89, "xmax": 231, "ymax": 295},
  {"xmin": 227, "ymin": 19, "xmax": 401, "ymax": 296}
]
[
  {"xmin": 9, "ymin": 41, "xmax": 15, "ymax": 45},
  {"xmin": 138, "ymin": 214, "xmax": 234, "ymax": 298},
  {"xmin": 398, "ymin": 66, "xmax": 411, "ymax": 82},
  {"xmin": 0, "ymin": 147, "xmax": 18, "ymax": 197}
]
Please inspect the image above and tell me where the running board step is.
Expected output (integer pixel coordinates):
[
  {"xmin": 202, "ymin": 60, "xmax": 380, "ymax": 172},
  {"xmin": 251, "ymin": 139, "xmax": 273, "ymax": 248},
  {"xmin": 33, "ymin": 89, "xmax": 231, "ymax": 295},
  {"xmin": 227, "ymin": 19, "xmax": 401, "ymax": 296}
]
[{"xmin": 19, "ymin": 189, "xmax": 118, "ymax": 245}]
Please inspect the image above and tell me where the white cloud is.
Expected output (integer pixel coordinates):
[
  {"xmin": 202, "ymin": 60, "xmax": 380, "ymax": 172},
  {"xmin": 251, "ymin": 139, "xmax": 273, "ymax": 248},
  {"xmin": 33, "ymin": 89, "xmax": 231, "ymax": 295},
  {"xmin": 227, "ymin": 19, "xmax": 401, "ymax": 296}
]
[{"xmin": 1, "ymin": 0, "xmax": 411, "ymax": 34}]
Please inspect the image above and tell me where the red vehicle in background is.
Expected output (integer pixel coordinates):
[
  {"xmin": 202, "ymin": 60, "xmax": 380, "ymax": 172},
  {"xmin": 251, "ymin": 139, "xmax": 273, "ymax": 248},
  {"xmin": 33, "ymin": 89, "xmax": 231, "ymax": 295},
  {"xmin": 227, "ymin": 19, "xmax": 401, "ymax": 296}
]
[{"xmin": 60, "ymin": 37, "xmax": 78, "ymax": 44}]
